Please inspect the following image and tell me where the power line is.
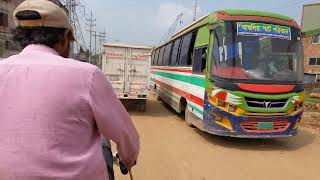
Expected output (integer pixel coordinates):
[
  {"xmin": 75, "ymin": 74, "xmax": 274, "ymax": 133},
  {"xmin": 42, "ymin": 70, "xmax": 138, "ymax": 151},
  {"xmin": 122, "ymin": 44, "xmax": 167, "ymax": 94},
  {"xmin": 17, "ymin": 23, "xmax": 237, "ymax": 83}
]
[
  {"xmin": 86, "ymin": 11, "xmax": 96, "ymax": 64},
  {"xmin": 74, "ymin": 9, "xmax": 85, "ymax": 47},
  {"xmin": 62, "ymin": 0, "xmax": 87, "ymax": 56},
  {"xmin": 99, "ymin": 31, "xmax": 107, "ymax": 43},
  {"xmin": 98, "ymin": 30, "xmax": 107, "ymax": 51},
  {"xmin": 158, "ymin": 13, "xmax": 183, "ymax": 45}
]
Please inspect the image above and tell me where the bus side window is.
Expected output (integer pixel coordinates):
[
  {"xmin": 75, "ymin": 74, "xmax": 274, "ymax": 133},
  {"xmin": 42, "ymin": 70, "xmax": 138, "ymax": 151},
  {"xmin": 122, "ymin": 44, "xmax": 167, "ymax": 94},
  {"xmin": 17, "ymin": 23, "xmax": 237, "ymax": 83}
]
[
  {"xmin": 163, "ymin": 42, "xmax": 173, "ymax": 66},
  {"xmin": 179, "ymin": 32, "xmax": 196, "ymax": 66},
  {"xmin": 170, "ymin": 38, "xmax": 182, "ymax": 66},
  {"xmin": 212, "ymin": 27, "xmax": 224, "ymax": 76},
  {"xmin": 213, "ymin": 27, "xmax": 224, "ymax": 63},
  {"xmin": 193, "ymin": 46, "xmax": 208, "ymax": 74},
  {"xmin": 151, "ymin": 51, "xmax": 155, "ymax": 65},
  {"xmin": 158, "ymin": 46, "xmax": 165, "ymax": 66},
  {"xmin": 189, "ymin": 32, "xmax": 197, "ymax": 65},
  {"xmin": 154, "ymin": 49, "xmax": 160, "ymax": 66}
]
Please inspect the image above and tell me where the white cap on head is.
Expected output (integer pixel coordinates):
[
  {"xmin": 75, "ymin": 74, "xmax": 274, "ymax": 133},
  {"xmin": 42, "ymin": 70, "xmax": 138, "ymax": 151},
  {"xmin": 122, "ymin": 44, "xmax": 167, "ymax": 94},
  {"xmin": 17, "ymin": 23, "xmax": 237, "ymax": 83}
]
[{"xmin": 14, "ymin": 0, "xmax": 75, "ymax": 40}]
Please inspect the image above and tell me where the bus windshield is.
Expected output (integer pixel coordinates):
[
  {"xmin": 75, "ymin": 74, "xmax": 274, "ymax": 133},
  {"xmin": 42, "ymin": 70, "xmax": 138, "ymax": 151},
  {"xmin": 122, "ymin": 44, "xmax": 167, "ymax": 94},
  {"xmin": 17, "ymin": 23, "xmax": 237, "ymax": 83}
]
[{"xmin": 211, "ymin": 22, "xmax": 304, "ymax": 83}]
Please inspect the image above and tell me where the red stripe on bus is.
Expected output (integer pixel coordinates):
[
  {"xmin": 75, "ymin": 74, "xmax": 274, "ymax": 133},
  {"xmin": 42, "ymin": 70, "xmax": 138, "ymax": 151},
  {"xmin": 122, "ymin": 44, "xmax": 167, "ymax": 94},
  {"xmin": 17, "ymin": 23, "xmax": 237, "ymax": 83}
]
[
  {"xmin": 237, "ymin": 83, "xmax": 294, "ymax": 93},
  {"xmin": 152, "ymin": 67, "xmax": 192, "ymax": 73},
  {"xmin": 155, "ymin": 80, "xmax": 204, "ymax": 107},
  {"xmin": 238, "ymin": 84, "xmax": 294, "ymax": 93}
]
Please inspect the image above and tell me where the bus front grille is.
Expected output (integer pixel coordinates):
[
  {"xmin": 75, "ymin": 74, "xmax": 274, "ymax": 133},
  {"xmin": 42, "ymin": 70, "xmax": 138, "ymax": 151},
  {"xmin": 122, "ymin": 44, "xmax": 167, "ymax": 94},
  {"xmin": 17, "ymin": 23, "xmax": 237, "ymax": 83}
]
[
  {"xmin": 240, "ymin": 120, "xmax": 291, "ymax": 133},
  {"xmin": 245, "ymin": 97, "xmax": 289, "ymax": 109}
]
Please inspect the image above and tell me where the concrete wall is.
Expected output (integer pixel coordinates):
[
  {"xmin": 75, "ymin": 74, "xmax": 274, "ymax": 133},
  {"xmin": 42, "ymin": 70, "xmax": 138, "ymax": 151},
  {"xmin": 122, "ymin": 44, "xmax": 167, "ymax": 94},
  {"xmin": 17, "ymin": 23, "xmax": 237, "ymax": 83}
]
[
  {"xmin": 301, "ymin": 4, "xmax": 320, "ymax": 35},
  {"xmin": 0, "ymin": 0, "xmax": 24, "ymax": 58},
  {"xmin": 303, "ymin": 36, "xmax": 320, "ymax": 74},
  {"xmin": 305, "ymin": 83, "xmax": 320, "ymax": 91}
]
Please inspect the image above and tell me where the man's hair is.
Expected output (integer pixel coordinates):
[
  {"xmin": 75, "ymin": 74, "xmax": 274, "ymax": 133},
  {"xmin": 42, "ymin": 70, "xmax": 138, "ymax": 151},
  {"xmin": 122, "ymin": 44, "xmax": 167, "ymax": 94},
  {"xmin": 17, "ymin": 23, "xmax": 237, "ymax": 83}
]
[
  {"xmin": 12, "ymin": 3, "xmax": 67, "ymax": 49},
  {"xmin": 12, "ymin": 27, "xmax": 67, "ymax": 49}
]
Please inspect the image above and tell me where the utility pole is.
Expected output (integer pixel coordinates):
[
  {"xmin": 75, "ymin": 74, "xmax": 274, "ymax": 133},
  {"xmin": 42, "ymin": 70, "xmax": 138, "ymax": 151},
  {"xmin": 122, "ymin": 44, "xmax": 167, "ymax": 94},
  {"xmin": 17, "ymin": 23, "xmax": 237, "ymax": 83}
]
[
  {"xmin": 86, "ymin": 11, "xmax": 96, "ymax": 64},
  {"xmin": 92, "ymin": 31, "xmax": 100, "ymax": 65},
  {"xmin": 64, "ymin": 0, "xmax": 86, "ymax": 57},
  {"xmin": 92, "ymin": 31, "xmax": 97, "ymax": 56},
  {"xmin": 98, "ymin": 30, "xmax": 107, "ymax": 69},
  {"xmin": 193, "ymin": 0, "xmax": 198, "ymax": 22},
  {"xmin": 98, "ymin": 30, "xmax": 107, "ymax": 48}
]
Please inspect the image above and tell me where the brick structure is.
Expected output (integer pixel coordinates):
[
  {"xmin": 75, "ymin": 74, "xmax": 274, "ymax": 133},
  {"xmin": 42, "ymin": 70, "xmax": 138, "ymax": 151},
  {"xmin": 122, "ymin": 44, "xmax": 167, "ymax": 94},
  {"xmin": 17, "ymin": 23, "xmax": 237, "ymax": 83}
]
[
  {"xmin": 303, "ymin": 36, "xmax": 320, "ymax": 73},
  {"xmin": 0, "ymin": 0, "xmax": 24, "ymax": 58},
  {"xmin": 301, "ymin": 3, "xmax": 320, "ymax": 81}
]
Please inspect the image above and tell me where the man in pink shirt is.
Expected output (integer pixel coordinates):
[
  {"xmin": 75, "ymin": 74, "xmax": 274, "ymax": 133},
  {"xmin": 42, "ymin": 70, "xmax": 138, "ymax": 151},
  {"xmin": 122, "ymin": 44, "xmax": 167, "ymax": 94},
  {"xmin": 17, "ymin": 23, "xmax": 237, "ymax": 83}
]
[{"xmin": 0, "ymin": 0, "xmax": 140, "ymax": 179}]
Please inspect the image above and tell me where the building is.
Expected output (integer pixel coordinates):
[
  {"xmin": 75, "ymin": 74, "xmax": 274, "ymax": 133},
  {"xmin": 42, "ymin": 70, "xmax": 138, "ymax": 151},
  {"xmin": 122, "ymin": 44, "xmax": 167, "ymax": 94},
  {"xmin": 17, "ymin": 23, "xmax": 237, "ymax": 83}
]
[
  {"xmin": 0, "ymin": 0, "xmax": 24, "ymax": 58},
  {"xmin": 301, "ymin": 3, "xmax": 320, "ymax": 77}
]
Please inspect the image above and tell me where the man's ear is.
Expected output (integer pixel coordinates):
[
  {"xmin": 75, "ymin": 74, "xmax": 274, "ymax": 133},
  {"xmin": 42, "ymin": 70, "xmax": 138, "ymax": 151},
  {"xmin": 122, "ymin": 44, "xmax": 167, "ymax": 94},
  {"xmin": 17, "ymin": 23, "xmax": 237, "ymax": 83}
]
[
  {"xmin": 63, "ymin": 29, "xmax": 72, "ymax": 44},
  {"xmin": 65, "ymin": 29, "xmax": 75, "ymax": 42}
]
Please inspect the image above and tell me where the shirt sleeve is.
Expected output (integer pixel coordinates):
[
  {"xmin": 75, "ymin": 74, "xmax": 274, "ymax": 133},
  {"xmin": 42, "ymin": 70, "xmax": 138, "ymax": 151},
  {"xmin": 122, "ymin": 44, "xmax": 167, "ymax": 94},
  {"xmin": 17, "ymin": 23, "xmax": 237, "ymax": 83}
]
[{"xmin": 89, "ymin": 68, "xmax": 140, "ymax": 168}]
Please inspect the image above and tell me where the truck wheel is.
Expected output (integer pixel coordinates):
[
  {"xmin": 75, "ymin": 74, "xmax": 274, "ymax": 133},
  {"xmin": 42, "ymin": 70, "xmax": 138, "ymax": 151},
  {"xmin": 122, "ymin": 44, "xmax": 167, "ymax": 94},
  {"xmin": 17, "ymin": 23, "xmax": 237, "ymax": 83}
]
[
  {"xmin": 139, "ymin": 100, "xmax": 147, "ymax": 112},
  {"xmin": 185, "ymin": 106, "xmax": 195, "ymax": 127}
]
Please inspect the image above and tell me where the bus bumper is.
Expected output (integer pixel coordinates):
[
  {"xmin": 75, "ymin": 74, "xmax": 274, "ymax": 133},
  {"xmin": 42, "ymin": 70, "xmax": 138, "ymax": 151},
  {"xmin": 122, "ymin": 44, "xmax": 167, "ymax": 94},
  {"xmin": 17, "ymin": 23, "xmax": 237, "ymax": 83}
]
[{"xmin": 203, "ymin": 105, "xmax": 302, "ymax": 138}]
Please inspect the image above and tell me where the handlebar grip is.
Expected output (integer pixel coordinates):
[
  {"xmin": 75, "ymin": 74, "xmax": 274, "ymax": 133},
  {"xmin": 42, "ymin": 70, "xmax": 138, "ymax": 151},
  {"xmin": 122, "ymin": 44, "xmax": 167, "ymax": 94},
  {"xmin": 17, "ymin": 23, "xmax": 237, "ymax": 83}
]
[
  {"xmin": 115, "ymin": 153, "xmax": 137, "ymax": 175},
  {"xmin": 119, "ymin": 161, "xmax": 129, "ymax": 175}
]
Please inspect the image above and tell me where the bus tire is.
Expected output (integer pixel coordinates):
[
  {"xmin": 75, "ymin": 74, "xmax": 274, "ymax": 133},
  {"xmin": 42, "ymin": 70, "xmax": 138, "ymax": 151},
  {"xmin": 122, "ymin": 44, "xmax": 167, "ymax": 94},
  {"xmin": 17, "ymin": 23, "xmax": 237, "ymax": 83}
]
[
  {"xmin": 156, "ymin": 94, "xmax": 162, "ymax": 101},
  {"xmin": 185, "ymin": 106, "xmax": 195, "ymax": 127}
]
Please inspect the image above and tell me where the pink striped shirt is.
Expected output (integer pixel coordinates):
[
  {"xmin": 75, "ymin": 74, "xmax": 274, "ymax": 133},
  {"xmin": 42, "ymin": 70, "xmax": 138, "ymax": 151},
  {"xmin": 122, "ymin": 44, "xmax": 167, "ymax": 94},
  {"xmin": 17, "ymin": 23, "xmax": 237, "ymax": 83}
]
[{"xmin": 0, "ymin": 45, "xmax": 139, "ymax": 180}]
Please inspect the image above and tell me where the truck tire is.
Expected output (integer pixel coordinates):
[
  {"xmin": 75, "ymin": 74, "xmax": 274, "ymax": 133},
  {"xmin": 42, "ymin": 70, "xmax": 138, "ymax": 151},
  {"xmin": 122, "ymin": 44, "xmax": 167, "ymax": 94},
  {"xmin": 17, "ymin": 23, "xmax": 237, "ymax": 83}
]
[{"xmin": 139, "ymin": 100, "xmax": 147, "ymax": 112}]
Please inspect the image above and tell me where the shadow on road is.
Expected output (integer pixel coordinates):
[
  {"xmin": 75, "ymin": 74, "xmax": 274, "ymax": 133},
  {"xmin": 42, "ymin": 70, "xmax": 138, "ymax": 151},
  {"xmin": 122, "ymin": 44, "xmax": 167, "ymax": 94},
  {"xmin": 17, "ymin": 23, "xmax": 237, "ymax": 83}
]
[
  {"xmin": 123, "ymin": 93, "xmax": 316, "ymax": 151},
  {"xmin": 193, "ymin": 128, "xmax": 316, "ymax": 152},
  {"xmin": 125, "ymin": 98, "xmax": 182, "ymax": 118}
]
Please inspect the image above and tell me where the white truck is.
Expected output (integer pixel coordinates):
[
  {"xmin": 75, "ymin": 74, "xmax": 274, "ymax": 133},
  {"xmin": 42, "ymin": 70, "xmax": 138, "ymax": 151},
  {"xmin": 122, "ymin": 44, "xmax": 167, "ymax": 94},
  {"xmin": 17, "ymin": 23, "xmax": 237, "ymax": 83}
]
[{"xmin": 101, "ymin": 43, "xmax": 152, "ymax": 111}]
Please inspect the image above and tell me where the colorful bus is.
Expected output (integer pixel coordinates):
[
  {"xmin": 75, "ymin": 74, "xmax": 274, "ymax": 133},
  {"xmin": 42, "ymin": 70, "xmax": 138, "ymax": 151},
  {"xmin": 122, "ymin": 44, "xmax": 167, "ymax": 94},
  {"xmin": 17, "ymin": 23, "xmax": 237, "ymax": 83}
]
[{"xmin": 150, "ymin": 10, "xmax": 304, "ymax": 138}]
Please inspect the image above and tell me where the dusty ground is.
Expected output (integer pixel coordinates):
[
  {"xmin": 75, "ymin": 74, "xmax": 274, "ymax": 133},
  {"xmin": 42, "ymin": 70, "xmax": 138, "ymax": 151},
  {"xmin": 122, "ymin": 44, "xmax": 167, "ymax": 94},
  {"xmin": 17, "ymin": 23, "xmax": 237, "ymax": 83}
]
[
  {"xmin": 114, "ymin": 94, "xmax": 320, "ymax": 180},
  {"xmin": 302, "ymin": 111, "xmax": 320, "ymax": 131}
]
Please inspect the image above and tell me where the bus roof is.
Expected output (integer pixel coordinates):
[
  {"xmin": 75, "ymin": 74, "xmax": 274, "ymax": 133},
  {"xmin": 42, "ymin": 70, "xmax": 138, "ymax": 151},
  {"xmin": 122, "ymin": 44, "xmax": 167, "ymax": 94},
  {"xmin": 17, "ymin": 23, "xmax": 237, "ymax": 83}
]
[
  {"xmin": 169, "ymin": 9, "xmax": 297, "ymax": 41},
  {"xmin": 221, "ymin": 9, "xmax": 293, "ymax": 21}
]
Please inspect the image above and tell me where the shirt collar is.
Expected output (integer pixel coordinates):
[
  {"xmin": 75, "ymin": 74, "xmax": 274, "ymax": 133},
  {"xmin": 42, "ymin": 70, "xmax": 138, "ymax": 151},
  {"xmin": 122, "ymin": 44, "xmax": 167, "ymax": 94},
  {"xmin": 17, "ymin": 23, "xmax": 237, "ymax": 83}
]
[{"xmin": 20, "ymin": 44, "xmax": 60, "ymax": 56}]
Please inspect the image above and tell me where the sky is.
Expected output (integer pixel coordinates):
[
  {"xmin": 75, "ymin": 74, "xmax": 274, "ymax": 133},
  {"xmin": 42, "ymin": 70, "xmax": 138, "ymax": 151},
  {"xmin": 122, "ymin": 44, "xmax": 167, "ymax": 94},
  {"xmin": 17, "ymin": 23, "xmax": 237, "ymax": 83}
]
[{"xmin": 77, "ymin": 0, "xmax": 320, "ymax": 48}]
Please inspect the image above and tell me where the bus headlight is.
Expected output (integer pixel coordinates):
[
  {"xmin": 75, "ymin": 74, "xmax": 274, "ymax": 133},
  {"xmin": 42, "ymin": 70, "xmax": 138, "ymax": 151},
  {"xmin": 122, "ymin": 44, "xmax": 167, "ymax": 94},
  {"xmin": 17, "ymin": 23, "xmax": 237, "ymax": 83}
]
[
  {"xmin": 217, "ymin": 100, "xmax": 226, "ymax": 107},
  {"xmin": 229, "ymin": 105, "xmax": 237, "ymax": 112}
]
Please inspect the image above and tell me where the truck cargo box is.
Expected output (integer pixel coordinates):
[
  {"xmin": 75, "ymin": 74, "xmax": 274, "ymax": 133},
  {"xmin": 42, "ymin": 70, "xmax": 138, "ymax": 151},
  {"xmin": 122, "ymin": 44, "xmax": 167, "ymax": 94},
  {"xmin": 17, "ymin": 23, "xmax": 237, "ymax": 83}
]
[{"xmin": 102, "ymin": 43, "xmax": 152, "ymax": 111}]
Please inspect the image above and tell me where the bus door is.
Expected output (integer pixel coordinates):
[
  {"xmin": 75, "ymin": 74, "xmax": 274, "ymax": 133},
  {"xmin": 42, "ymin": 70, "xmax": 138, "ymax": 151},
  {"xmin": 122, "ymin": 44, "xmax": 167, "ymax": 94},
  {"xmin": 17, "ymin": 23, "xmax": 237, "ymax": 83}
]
[
  {"xmin": 189, "ymin": 28, "xmax": 209, "ymax": 129},
  {"xmin": 190, "ymin": 45, "xmax": 208, "ymax": 130}
]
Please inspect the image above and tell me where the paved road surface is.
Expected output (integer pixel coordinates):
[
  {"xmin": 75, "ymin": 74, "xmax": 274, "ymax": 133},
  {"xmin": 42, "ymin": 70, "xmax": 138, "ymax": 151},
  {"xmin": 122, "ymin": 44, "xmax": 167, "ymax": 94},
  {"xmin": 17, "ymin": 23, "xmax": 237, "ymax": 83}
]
[{"xmin": 114, "ymin": 94, "xmax": 320, "ymax": 180}]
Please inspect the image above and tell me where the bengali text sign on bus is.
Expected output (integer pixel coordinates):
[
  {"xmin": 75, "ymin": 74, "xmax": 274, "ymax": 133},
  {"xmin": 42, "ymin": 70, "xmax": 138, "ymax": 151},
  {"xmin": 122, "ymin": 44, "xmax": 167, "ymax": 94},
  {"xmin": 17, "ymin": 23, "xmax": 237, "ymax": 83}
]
[{"xmin": 237, "ymin": 22, "xmax": 291, "ymax": 40}]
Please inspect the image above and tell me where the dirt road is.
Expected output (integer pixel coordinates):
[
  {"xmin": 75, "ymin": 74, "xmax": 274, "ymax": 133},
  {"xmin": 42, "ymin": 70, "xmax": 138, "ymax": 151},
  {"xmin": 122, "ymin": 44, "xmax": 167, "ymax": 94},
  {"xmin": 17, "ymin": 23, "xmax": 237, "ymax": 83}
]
[{"xmin": 114, "ymin": 94, "xmax": 320, "ymax": 180}]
